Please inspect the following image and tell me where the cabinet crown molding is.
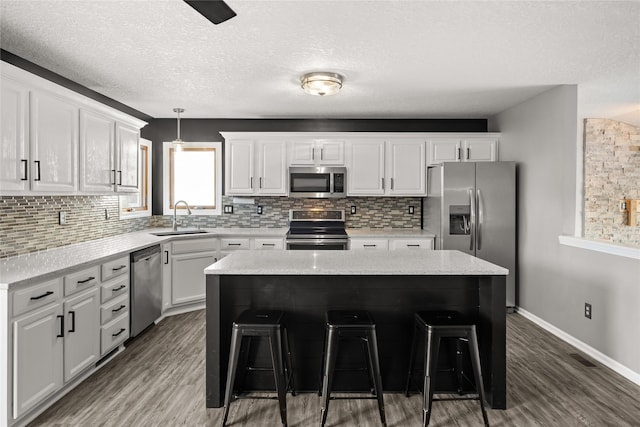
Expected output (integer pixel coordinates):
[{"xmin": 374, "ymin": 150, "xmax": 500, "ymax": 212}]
[{"xmin": 219, "ymin": 131, "xmax": 501, "ymax": 140}]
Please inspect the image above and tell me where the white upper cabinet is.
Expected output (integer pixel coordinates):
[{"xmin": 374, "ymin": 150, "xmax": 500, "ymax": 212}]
[
  {"xmin": 115, "ymin": 122, "xmax": 140, "ymax": 192},
  {"xmin": 427, "ymin": 137, "xmax": 498, "ymax": 165},
  {"xmin": 224, "ymin": 138, "xmax": 287, "ymax": 196},
  {"xmin": 30, "ymin": 90, "xmax": 79, "ymax": 193},
  {"xmin": 0, "ymin": 63, "xmax": 146, "ymax": 196},
  {"xmin": 347, "ymin": 139, "xmax": 385, "ymax": 195},
  {"xmin": 0, "ymin": 77, "xmax": 29, "ymax": 192},
  {"xmin": 289, "ymin": 139, "xmax": 344, "ymax": 166},
  {"xmin": 386, "ymin": 139, "xmax": 426, "ymax": 196},
  {"xmin": 80, "ymin": 109, "xmax": 115, "ymax": 192}
]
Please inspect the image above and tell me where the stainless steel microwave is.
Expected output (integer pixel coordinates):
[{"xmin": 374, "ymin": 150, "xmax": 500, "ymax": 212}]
[{"xmin": 289, "ymin": 167, "xmax": 347, "ymax": 198}]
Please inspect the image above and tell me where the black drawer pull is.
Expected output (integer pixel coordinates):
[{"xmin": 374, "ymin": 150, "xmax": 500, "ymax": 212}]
[
  {"xmin": 112, "ymin": 265, "xmax": 127, "ymax": 271},
  {"xmin": 407, "ymin": 244, "xmax": 420, "ymax": 247},
  {"xmin": 77, "ymin": 276, "xmax": 95, "ymax": 284},
  {"xmin": 69, "ymin": 311, "xmax": 76, "ymax": 333},
  {"xmin": 363, "ymin": 244, "xmax": 377, "ymax": 248},
  {"xmin": 112, "ymin": 285, "xmax": 126, "ymax": 292},
  {"xmin": 30, "ymin": 291, "xmax": 54, "ymax": 300},
  {"xmin": 112, "ymin": 328, "xmax": 126, "ymax": 337},
  {"xmin": 262, "ymin": 243, "xmax": 275, "ymax": 247},
  {"xmin": 57, "ymin": 315, "xmax": 64, "ymax": 338},
  {"xmin": 112, "ymin": 305, "xmax": 126, "ymax": 313},
  {"xmin": 227, "ymin": 243, "xmax": 241, "ymax": 246}
]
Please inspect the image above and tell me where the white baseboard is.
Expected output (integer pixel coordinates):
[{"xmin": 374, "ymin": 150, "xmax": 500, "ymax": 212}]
[
  {"xmin": 157, "ymin": 301, "xmax": 205, "ymax": 322},
  {"xmin": 516, "ymin": 308, "xmax": 640, "ymax": 386}
]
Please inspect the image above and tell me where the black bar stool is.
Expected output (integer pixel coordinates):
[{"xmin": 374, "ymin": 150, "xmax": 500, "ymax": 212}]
[
  {"xmin": 404, "ymin": 311, "xmax": 489, "ymax": 427},
  {"xmin": 221, "ymin": 310, "xmax": 295, "ymax": 427},
  {"xmin": 319, "ymin": 310, "xmax": 386, "ymax": 427}
]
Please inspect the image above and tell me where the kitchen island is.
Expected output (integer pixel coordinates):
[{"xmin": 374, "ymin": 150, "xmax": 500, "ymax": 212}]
[{"xmin": 204, "ymin": 250, "xmax": 508, "ymax": 409}]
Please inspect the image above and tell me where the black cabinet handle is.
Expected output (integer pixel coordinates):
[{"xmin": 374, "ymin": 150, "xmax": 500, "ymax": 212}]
[
  {"xmin": 117, "ymin": 170, "xmax": 122, "ymax": 185},
  {"xmin": 30, "ymin": 291, "xmax": 54, "ymax": 300},
  {"xmin": 57, "ymin": 315, "xmax": 64, "ymax": 338},
  {"xmin": 34, "ymin": 160, "xmax": 41, "ymax": 181},
  {"xmin": 164, "ymin": 250, "xmax": 169, "ymax": 264},
  {"xmin": 112, "ymin": 265, "xmax": 126, "ymax": 271},
  {"xmin": 407, "ymin": 244, "xmax": 420, "ymax": 247},
  {"xmin": 466, "ymin": 147, "xmax": 470, "ymax": 160},
  {"xmin": 68, "ymin": 311, "xmax": 76, "ymax": 333},
  {"xmin": 112, "ymin": 305, "xmax": 126, "ymax": 313},
  {"xmin": 112, "ymin": 285, "xmax": 126, "ymax": 292},
  {"xmin": 77, "ymin": 276, "xmax": 95, "ymax": 284},
  {"xmin": 111, "ymin": 169, "xmax": 116, "ymax": 185},
  {"xmin": 21, "ymin": 159, "xmax": 28, "ymax": 180},
  {"xmin": 112, "ymin": 328, "xmax": 126, "ymax": 337}
]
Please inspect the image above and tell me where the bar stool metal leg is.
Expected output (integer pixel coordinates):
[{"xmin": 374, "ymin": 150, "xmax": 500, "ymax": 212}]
[
  {"xmin": 269, "ymin": 329, "xmax": 288, "ymax": 427},
  {"xmin": 283, "ymin": 327, "xmax": 296, "ymax": 396},
  {"xmin": 422, "ymin": 331, "xmax": 440, "ymax": 427},
  {"xmin": 222, "ymin": 327, "xmax": 243, "ymax": 427},
  {"xmin": 320, "ymin": 327, "xmax": 339, "ymax": 427},
  {"xmin": 365, "ymin": 329, "xmax": 387, "ymax": 427},
  {"xmin": 455, "ymin": 338, "xmax": 465, "ymax": 394},
  {"xmin": 405, "ymin": 320, "xmax": 420, "ymax": 396},
  {"xmin": 467, "ymin": 327, "xmax": 489, "ymax": 427}
]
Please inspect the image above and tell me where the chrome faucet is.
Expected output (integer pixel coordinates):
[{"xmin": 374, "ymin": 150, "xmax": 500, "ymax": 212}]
[{"xmin": 172, "ymin": 200, "xmax": 192, "ymax": 231}]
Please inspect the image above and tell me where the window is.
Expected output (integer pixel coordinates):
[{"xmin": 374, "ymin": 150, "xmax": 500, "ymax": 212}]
[
  {"xmin": 163, "ymin": 141, "xmax": 222, "ymax": 215},
  {"xmin": 120, "ymin": 138, "xmax": 152, "ymax": 218}
]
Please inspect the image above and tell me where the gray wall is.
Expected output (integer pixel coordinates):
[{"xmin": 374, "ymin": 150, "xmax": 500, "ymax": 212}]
[{"xmin": 489, "ymin": 85, "xmax": 640, "ymax": 377}]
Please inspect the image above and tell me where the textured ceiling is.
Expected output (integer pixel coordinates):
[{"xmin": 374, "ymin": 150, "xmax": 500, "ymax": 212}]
[{"xmin": 1, "ymin": 1, "xmax": 639, "ymax": 120}]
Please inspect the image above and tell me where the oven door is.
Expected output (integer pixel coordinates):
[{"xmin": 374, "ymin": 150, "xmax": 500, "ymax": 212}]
[{"xmin": 286, "ymin": 238, "xmax": 348, "ymax": 250}]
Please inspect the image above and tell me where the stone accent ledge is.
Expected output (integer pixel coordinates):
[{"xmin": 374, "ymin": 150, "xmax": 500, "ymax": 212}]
[{"xmin": 558, "ymin": 235, "xmax": 640, "ymax": 260}]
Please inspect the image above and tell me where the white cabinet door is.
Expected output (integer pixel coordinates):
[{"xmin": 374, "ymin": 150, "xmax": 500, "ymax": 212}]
[
  {"xmin": 115, "ymin": 122, "xmax": 139, "ymax": 192},
  {"xmin": 225, "ymin": 139, "xmax": 255, "ymax": 194},
  {"xmin": 463, "ymin": 139, "xmax": 497, "ymax": 162},
  {"xmin": 257, "ymin": 140, "xmax": 287, "ymax": 195},
  {"xmin": 347, "ymin": 140, "xmax": 385, "ymax": 195},
  {"xmin": 63, "ymin": 288, "xmax": 100, "ymax": 382},
  {"xmin": 13, "ymin": 304, "xmax": 63, "ymax": 419},
  {"xmin": 289, "ymin": 140, "xmax": 316, "ymax": 165},
  {"xmin": 80, "ymin": 109, "xmax": 115, "ymax": 192},
  {"xmin": 428, "ymin": 139, "xmax": 461, "ymax": 165},
  {"xmin": 0, "ymin": 78, "xmax": 29, "ymax": 192},
  {"xmin": 30, "ymin": 90, "xmax": 79, "ymax": 192},
  {"xmin": 316, "ymin": 140, "xmax": 344, "ymax": 165},
  {"xmin": 171, "ymin": 251, "xmax": 217, "ymax": 305},
  {"xmin": 387, "ymin": 139, "xmax": 426, "ymax": 196}
]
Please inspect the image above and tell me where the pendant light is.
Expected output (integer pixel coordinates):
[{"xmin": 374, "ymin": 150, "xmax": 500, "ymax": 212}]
[
  {"xmin": 172, "ymin": 108, "xmax": 185, "ymax": 151},
  {"xmin": 300, "ymin": 72, "xmax": 343, "ymax": 96}
]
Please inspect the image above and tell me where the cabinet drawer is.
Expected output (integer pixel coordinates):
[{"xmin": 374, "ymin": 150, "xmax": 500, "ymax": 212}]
[
  {"xmin": 389, "ymin": 238, "xmax": 434, "ymax": 250},
  {"xmin": 101, "ymin": 276, "xmax": 129, "ymax": 304},
  {"xmin": 101, "ymin": 256, "xmax": 129, "ymax": 281},
  {"xmin": 252, "ymin": 238, "xmax": 284, "ymax": 250},
  {"xmin": 101, "ymin": 313, "xmax": 129, "ymax": 355},
  {"xmin": 172, "ymin": 238, "xmax": 218, "ymax": 255},
  {"xmin": 64, "ymin": 265, "xmax": 100, "ymax": 296},
  {"xmin": 350, "ymin": 239, "xmax": 389, "ymax": 250},
  {"xmin": 12, "ymin": 278, "xmax": 62, "ymax": 317},
  {"xmin": 220, "ymin": 238, "xmax": 250, "ymax": 250},
  {"xmin": 101, "ymin": 294, "xmax": 129, "ymax": 325}
]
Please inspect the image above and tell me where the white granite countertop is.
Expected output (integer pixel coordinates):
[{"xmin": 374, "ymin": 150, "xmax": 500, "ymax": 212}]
[
  {"xmin": 347, "ymin": 228, "xmax": 435, "ymax": 238},
  {"xmin": 0, "ymin": 227, "xmax": 288, "ymax": 289},
  {"xmin": 205, "ymin": 250, "xmax": 508, "ymax": 276}
]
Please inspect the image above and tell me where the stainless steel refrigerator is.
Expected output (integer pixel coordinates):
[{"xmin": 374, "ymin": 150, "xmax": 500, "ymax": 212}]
[{"xmin": 424, "ymin": 162, "xmax": 517, "ymax": 308}]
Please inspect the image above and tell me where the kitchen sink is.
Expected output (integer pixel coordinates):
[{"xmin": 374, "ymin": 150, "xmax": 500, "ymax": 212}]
[{"xmin": 150, "ymin": 229, "xmax": 209, "ymax": 236}]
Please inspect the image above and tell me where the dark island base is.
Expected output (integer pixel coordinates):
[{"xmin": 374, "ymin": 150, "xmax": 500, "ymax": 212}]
[{"xmin": 206, "ymin": 274, "xmax": 506, "ymax": 409}]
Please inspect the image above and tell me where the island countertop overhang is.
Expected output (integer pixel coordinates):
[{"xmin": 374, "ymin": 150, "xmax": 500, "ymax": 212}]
[{"xmin": 204, "ymin": 249, "xmax": 508, "ymax": 276}]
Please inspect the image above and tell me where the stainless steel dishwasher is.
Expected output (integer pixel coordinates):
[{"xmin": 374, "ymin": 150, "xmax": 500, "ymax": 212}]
[{"xmin": 130, "ymin": 245, "xmax": 162, "ymax": 337}]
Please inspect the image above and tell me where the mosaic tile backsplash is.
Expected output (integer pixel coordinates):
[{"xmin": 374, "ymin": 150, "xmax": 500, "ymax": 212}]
[{"xmin": 1, "ymin": 195, "xmax": 421, "ymax": 258}]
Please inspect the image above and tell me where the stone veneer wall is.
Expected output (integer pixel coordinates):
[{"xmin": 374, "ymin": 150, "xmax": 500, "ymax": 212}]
[
  {"xmin": 583, "ymin": 118, "xmax": 640, "ymax": 246},
  {"xmin": 1, "ymin": 195, "xmax": 421, "ymax": 258}
]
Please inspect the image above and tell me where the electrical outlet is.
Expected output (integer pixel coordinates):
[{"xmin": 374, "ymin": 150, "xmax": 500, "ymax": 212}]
[
  {"xmin": 224, "ymin": 205, "xmax": 233, "ymax": 214},
  {"xmin": 408, "ymin": 206, "xmax": 415, "ymax": 214},
  {"xmin": 620, "ymin": 200, "xmax": 627, "ymax": 211},
  {"xmin": 351, "ymin": 206, "xmax": 357, "ymax": 214},
  {"xmin": 257, "ymin": 206, "xmax": 263, "ymax": 215},
  {"xmin": 585, "ymin": 303, "xmax": 592, "ymax": 319},
  {"xmin": 59, "ymin": 211, "xmax": 67, "ymax": 225},
  {"xmin": 104, "ymin": 208, "xmax": 110, "ymax": 220}
]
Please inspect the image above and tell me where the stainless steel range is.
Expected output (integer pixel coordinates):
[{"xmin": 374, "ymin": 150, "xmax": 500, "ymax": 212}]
[{"xmin": 285, "ymin": 209, "xmax": 349, "ymax": 250}]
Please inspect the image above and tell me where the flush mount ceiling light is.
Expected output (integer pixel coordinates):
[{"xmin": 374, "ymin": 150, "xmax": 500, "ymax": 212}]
[
  {"xmin": 172, "ymin": 108, "xmax": 185, "ymax": 151},
  {"xmin": 300, "ymin": 72, "xmax": 343, "ymax": 96}
]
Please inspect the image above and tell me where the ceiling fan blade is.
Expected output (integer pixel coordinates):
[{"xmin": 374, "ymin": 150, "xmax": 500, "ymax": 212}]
[{"xmin": 184, "ymin": 0, "xmax": 236, "ymax": 25}]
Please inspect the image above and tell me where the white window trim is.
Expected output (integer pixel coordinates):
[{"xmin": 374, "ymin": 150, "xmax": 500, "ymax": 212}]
[
  {"xmin": 119, "ymin": 138, "xmax": 152, "ymax": 219},
  {"xmin": 558, "ymin": 235, "xmax": 640, "ymax": 260},
  {"xmin": 162, "ymin": 141, "xmax": 222, "ymax": 216}
]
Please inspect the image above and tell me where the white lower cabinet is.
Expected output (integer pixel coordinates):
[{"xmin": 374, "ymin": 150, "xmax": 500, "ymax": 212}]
[
  {"xmin": 12, "ymin": 302, "xmax": 63, "ymax": 419},
  {"xmin": 349, "ymin": 238, "xmax": 389, "ymax": 250},
  {"xmin": 63, "ymin": 288, "xmax": 100, "ymax": 382},
  {"xmin": 349, "ymin": 236, "xmax": 435, "ymax": 251}
]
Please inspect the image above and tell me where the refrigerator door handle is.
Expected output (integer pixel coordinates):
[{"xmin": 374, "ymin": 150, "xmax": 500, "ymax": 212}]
[
  {"xmin": 468, "ymin": 188, "xmax": 475, "ymax": 251},
  {"xmin": 477, "ymin": 188, "xmax": 483, "ymax": 250}
]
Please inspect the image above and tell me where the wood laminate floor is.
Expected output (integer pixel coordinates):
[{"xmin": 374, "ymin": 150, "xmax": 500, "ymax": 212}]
[{"xmin": 30, "ymin": 310, "xmax": 640, "ymax": 426}]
